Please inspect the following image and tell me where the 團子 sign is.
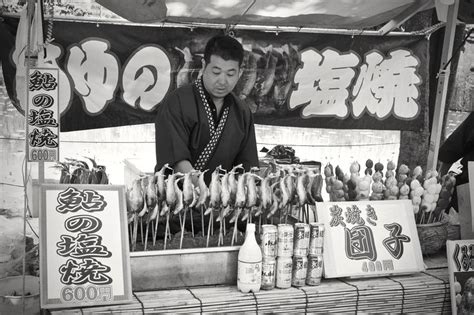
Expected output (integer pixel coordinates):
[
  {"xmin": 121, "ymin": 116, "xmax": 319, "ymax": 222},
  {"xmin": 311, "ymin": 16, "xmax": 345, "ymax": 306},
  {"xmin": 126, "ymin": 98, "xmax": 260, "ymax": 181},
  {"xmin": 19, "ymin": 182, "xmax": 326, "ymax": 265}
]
[
  {"xmin": 26, "ymin": 68, "xmax": 60, "ymax": 162},
  {"xmin": 317, "ymin": 199, "xmax": 424, "ymax": 278},
  {"xmin": 39, "ymin": 184, "xmax": 132, "ymax": 309}
]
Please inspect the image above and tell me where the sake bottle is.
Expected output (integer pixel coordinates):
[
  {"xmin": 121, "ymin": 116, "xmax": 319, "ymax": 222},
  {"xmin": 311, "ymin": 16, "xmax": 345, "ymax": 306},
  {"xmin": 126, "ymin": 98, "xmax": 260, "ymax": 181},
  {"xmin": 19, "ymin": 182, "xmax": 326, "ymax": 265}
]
[{"xmin": 237, "ymin": 223, "xmax": 262, "ymax": 293}]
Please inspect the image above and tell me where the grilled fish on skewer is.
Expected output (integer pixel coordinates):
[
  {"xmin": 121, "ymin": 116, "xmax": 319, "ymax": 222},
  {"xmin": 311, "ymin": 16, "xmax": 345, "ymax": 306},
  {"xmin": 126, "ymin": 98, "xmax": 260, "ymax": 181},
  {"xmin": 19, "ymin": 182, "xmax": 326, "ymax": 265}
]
[
  {"xmin": 284, "ymin": 171, "xmax": 296, "ymax": 204},
  {"xmin": 267, "ymin": 182, "xmax": 281, "ymax": 219},
  {"xmin": 166, "ymin": 172, "xmax": 182, "ymax": 210},
  {"xmin": 228, "ymin": 164, "xmax": 243, "ymax": 204},
  {"xmin": 261, "ymin": 174, "xmax": 276, "ymax": 212},
  {"xmin": 173, "ymin": 177, "xmax": 185, "ymax": 215},
  {"xmin": 205, "ymin": 167, "xmax": 222, "ymax": 215},
  {"xmin": 235, "ymin": 173, "xmax": 248, "ymax": 209},
  {"xmin": 127, "ymin": 178, "xmax": 144, "ymax": 251},
  {"xmin": 280, "ymin": 175, "xmax": 291, "ymax": 208},
  {"xmin": 183, "ymin": 171, "xmax": 197, "ymax": 207},
  {"xmin": 156, "ymin": 163, "xmax": 170, "ymax": 204},
  {"xmin": 297, "ymin": 170, "xmax": 310, "ymax": 206}
]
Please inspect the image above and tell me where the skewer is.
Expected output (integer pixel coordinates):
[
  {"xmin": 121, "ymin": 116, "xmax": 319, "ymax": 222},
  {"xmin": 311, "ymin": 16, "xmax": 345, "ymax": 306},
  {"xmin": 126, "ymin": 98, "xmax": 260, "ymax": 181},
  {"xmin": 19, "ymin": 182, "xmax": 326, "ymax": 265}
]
[
  {"xmin": 201, "ymin": 205, "xmax": 205, "ymax": 237},
  {"xmin": 151, "ymin": 219, "xmax": 156, "ymax": 246},
  {"xmin": 164, "ymin": 212, "xmax": 170, "ymax": 250},
  {"xmin": 167, "ymin": 217, "xmax": 171, "ymax": 240},
  {"xmin": 132, "ymin": 214, "xmax": 138, "ymax": 251},
  {"xmin": 427, "ymin": 211, "xmax": 433, "ymax": 224},
  {"xmin": 153, "ymin": 202, "xmax": 162, "ymax": 246},
  {"xmin": 140, "ymin": 216, "xmax": 144, "ymax": 244},
  {"xmin": 153, "ymin": 217, "xmax": 159, "ymax": 246},
  {"xmin": 144, "ymin": 217, "xmax": 150, "ymax": 251},
  {"xmin": 190, "ymin": 207, "xmax": 195, "ymax": 237},
  {"xmin": 312, "ymin": 205, "xmax": 318, "ymax": 222},
  {"xmin": 231, "ymin": 208, "xmax": 241, "ymax": 246},
  {"xmin": 180, "ymin": 207, "xmax": 187, "ymax": 249},
  {"xmin": 211, "ymin": 212, "xmax": 214, "ymax": 236},
  {"xmin": 207, "ymin": 210, "xmax": 213, "ymax": 247}
]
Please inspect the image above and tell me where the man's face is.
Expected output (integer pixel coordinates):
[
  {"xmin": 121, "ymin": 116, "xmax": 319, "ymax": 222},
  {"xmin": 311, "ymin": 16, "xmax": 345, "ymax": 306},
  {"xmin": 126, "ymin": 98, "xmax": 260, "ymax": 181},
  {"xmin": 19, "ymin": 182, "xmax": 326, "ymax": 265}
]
[{"xmin": 202, "ymin": 55, "xmax": 242, "ymax": 100}]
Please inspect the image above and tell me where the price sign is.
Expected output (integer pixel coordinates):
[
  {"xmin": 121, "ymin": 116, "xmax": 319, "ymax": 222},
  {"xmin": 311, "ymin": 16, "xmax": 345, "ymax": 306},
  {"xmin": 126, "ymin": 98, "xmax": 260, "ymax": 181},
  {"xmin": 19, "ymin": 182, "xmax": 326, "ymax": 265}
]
[
  {"xmin": 39, "ymin": 184, "xmax": 132, "ymax": 309},
  {"xmin": 26, "ymin": 68, "xmax": 60, "ymax": 162},
  {"xmin": 317, "ymin": 199, "xmax": 424, "ymax": 278},
  {"xmin": 447, "ymin": 239, "xmax": 474, "ymax": 315}
]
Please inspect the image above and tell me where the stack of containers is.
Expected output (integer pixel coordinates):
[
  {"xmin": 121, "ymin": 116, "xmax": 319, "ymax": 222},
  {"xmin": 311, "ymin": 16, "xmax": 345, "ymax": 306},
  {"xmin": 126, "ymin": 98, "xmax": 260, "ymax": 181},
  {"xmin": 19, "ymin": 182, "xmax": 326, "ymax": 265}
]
[
  {"xmin": 260, "ymin": 224, "xmax": 278, "ymax": 290},
  {"xmin": 307, "ymin": 222, "xmax": 325, "ymax": 285},
  {"xmin": 292, "ymin": 223, "xmax": 309, "ymax": 287},
  {"xmin": 276, "ymin": 224, "xmax": 294, "ymax": 289}
]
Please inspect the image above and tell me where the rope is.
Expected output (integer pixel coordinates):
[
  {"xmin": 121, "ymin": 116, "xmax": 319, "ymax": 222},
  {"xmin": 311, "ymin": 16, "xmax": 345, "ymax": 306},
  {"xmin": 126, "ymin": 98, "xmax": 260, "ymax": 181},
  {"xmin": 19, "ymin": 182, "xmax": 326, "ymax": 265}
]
[
  {"xmin": 250, "ymin": 291, "xmax": 259, "ymax": 314},
  {"xmin": 339, "ymin": 279, "xmax": 360, "ymax": 314},
  {"xmin": 132, "ymin": 291, "xmax": 145, "ymax": 315},
  {"xmin": 386, "ymin": 276, "xmax": 406, "ymax": 314},
  {"xmin": 0, "ymin": 182, "xmax": 24, "ymax": 188},
  {"xmin": 441, "ymin": 28, "xmax": 474, "ymax": 74},
  {"xmin": 299, "ymin": 287, "xmax": 309, "ymax": 315},
  {"xmin": 186, "ymin": 288, "xmax": 203, "ymax": 314},
  {"xmin": 422, "ymin": 271, "xmax": 449, "ymax": 313}
]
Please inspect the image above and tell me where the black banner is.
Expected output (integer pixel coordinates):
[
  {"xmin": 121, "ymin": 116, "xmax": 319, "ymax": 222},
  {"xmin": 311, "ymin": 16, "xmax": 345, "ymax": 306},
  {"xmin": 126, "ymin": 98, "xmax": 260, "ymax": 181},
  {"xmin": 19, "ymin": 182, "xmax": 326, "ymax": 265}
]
[{"xmin": 0, "ymin": 17, "xmax": 430, "ymax": 131}]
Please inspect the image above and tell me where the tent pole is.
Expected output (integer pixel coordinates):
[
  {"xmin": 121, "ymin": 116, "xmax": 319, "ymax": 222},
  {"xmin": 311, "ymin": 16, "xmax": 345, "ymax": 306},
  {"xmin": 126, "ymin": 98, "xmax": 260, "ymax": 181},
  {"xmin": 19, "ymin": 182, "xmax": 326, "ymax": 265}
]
[{"xmin": 426, "ymin": 0, "xmax": 459, "ymax": 171}]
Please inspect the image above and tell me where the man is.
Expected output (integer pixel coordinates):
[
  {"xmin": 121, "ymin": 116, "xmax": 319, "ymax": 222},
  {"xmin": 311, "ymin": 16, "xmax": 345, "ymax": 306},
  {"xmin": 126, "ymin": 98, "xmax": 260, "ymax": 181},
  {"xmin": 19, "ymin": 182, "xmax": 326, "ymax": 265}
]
[
  {"xmin": 155, "ymin": 35, "xmax": 259, "ymax": 181},
  {"xmin": 438, "ymin": 112, "xmax": 474, "ymax": 211}
]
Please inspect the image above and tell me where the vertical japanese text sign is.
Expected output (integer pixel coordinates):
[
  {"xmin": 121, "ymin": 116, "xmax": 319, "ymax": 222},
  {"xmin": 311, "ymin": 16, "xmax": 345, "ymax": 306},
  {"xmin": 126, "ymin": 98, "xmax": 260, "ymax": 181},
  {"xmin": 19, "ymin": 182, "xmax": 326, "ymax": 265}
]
[
  {"xmin": 40, "ymin": 184, "xmax": 133, "ymax": 309},
  {"xmin": 27, "ymin": 68, "xmax": 60, "ymax": 162},
  {"xmin": 317, "ymin": 200, "xmax": 424, "ymax": 278},
  {"xmin": 447, "ymin": 240, "xmax": 474, "ymax": 315}
]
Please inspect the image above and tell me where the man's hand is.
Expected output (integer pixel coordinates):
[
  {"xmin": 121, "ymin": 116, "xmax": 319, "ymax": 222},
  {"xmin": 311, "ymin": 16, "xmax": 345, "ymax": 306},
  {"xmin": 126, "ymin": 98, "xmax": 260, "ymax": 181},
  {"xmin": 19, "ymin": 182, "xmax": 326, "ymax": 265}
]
[
  {"xmin": 174, "ymin": 160, "xmax": 200, "ymax": 186},
  {"xmin": 448, "ymin": 162, "xmax": 463, "ymax": 176}
]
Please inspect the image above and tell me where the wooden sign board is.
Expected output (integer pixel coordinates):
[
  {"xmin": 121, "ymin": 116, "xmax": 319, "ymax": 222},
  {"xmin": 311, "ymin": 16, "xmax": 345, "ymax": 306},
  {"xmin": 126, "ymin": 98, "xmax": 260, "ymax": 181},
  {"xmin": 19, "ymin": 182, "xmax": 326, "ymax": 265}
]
[
  {"xmin": 447, "ymin": 239, "xmax": 474, "ymax": 314},
  {"xmin": 39, "ymin": 184, "xmax": 133, "ymax": 309},
  {"xmin": 317, "ymin": 200, "xmax": 424, "ymax": 278},
  {"xmin": 26, "ymin": 68, "xmax": 60, "ymax": 162}
]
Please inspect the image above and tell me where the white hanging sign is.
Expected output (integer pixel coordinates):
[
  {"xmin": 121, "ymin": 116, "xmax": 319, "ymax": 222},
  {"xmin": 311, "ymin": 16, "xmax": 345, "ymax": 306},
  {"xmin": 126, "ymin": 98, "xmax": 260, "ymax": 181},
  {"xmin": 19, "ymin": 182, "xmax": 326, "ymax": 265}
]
[{"xmin": 26, "ymin": 68, "xmax": 60, "ymax": 162}]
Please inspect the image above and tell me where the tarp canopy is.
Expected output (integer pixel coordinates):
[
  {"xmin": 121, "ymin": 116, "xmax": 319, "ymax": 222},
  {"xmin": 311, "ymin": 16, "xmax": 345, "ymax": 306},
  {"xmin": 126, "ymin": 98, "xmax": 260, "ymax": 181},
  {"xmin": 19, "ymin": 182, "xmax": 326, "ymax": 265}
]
[{"xmin": 96, "ymin": 0, "xmax": 437, "ymax": 30}]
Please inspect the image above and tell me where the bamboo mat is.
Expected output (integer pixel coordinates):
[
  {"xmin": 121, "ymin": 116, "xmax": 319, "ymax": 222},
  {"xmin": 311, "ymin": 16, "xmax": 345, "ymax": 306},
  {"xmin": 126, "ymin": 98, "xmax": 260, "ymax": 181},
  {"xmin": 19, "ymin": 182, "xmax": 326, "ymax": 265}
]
[{"xmin": 50, "ymin": 268, "xmax": 451, "ymax": 314}]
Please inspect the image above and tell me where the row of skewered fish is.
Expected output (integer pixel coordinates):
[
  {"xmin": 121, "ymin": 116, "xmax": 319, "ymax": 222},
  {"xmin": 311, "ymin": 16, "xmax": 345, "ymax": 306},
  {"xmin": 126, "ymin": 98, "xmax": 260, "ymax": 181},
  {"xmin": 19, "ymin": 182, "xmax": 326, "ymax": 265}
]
[{"xmin": 125, "ymin": 163, "xmax": 324, "ymax": 250}]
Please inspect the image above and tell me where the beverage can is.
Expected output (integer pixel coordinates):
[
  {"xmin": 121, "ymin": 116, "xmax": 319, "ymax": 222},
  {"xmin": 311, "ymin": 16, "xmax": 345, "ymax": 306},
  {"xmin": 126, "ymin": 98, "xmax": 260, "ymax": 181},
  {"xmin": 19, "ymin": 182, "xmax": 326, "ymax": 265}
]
[
  {"xmin": 261, "ymin": 257, "xmax": 276, "ymax": 290},
  {"xmin": 309, "ymin": 222, "xmax": 325, "ymax": 256},
  {"xmin": 306, "ymin": 254, "xmax": 323, "ymax": 286},
  {"xmin": 277, "ymin": 224, "xmax": 294, "ymax": 257},
  {"xmin": 276, "ymin": 256, "xmax": 292, "ymax": 289},
  {"xmin": 260, "ymin": 225, "xmax": 278, "ymax": 258},
  {"xmin": 291, "ymin": 255, "xmax": 308, "ymax": 287},
  {"xmin": 293, "ymin": 223, "xmax": 310, "ymax": 256}
]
